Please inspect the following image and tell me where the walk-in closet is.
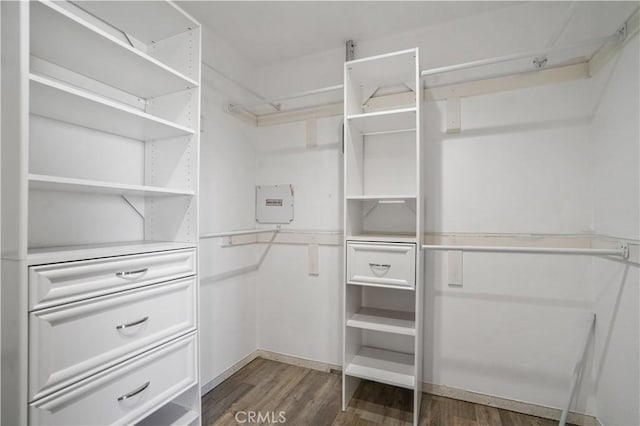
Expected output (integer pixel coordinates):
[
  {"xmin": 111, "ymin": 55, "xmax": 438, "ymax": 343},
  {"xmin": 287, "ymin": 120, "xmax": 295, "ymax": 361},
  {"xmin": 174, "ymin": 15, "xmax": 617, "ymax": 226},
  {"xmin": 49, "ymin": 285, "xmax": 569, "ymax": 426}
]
[{"xmin": 1, "ymin": 1, "xmax": 639, "ymax": 426}]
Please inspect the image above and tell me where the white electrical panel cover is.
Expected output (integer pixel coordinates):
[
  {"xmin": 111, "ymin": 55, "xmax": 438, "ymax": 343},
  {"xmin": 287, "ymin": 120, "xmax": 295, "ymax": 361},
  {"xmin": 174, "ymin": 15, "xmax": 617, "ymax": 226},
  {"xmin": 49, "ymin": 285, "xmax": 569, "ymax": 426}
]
[{"xmin": 256, "ymin": 184, "xmax": 294, "ymax": 224}]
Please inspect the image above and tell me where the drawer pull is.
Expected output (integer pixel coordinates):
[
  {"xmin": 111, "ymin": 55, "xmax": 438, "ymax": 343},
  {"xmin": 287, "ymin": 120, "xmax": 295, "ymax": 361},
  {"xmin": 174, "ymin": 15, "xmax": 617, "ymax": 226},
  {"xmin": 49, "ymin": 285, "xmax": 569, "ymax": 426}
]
[
  {"xmin": 369, "ymin": 263, "xmax": 391, "ymax": 275},
  {"xmin": 115, "ymin": 268, "xmax": 149, "ymax": 278},
  {"xmin": 117, "ymin": 381, "xmax": 150, "ymax": 402},
  {"xmin": 116, "ymin": 316, "xmax": 149, "ymax": 330}
]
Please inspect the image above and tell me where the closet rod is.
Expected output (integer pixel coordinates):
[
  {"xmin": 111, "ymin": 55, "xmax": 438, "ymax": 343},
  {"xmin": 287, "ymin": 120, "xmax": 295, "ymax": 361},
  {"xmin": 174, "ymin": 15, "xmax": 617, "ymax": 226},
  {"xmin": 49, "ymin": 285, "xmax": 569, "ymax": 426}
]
[
  {"xmin": 420, "ymin": 33, "xmax": 620, "ymax": 77},
  {"xmin": 421, "ymin": 244, "xmax": 629, "ymax": 258},
  {"xmin": 228, "ymin": 84, "xmax": 344, "ymax": 111},
  {"xmin": 200, "ymin": 227, "xmax": 280, "ymax": 239}
]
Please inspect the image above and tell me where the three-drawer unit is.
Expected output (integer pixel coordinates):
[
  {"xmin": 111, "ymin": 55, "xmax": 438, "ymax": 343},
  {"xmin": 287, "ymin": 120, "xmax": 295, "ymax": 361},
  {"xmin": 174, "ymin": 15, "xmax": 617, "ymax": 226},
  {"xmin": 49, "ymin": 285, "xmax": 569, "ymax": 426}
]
[{"xmin": 27, "ymin": 248, "xmax": 198, "ymax": 425}]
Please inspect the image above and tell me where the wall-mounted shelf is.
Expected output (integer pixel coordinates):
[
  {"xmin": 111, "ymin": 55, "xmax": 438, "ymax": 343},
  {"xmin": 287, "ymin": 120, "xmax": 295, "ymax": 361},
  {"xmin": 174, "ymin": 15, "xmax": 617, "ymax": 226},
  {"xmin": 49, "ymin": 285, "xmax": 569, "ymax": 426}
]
[
  {"xmin": 346, "ymin": 194, "xmax": 416, "ymax": 201},
  {"xmin": 29, "ymin": 174, "xmax": 194, "ymax": 197},
  {"xmin": 346, "ymin": 308, "xmax": 415, "ymax": 336},
  {"xmin": 345, "ymin": 347, "xmax": 415, "ymax": 389},
  {"xmin": 347, "ymin": 107, "xmax": 417, "ymax": 134},
  {"xmin": 30, "ymin": 74, "xmax": 194, "ymax": 141},
  {"xmin": 30, "ymin": 0, "xmax": 198, "ymax": 99}
]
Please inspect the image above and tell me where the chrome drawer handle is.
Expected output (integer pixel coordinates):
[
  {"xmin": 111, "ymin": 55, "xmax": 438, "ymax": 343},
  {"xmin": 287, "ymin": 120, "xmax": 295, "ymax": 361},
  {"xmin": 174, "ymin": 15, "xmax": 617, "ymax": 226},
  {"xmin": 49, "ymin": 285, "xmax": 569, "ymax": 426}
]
[
  {"xmin": 117, "ymin": 381, "xmax": 150, "ymax": 402},
  {"xmin": 115, "ymin": 268, "xmax": 148, "ymax": 278},
  {"xmin": 369, "ymin": 263, "xmax": 391, "ymax": 276},
  {"xmin": 116, "ymin": 316, "xmax": 149, "ymax": 330}
]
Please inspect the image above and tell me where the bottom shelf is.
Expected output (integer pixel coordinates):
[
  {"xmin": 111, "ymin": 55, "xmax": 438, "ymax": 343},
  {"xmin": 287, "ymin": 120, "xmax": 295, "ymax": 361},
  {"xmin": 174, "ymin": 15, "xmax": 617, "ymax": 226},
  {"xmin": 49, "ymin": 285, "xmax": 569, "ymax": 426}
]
[
  {"xmin": 137, "ymin": 402, "xmax": 199, "ymax": 426},
  {"xmin": 345, "ymin": 346, "xmax": 415, "ymax": 389}
]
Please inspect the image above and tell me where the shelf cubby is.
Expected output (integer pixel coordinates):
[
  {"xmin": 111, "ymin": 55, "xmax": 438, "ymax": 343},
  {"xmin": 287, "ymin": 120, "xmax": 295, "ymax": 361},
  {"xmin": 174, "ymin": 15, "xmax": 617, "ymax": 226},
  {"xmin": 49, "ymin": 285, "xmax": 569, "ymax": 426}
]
[
  {"xmin": 345, "ymin": 346, "xmax": 415, "ymax": 390},
  {"xmin": 30, "ymin": 0, "xmax": 198, "ymax": 100},
  {"xmin": 347, "ymin": 307, "xmax": 416, "ymax": 336},
  {"xmin": 30, "ymin": 74, "xmax": 194, "ymax": 141}
]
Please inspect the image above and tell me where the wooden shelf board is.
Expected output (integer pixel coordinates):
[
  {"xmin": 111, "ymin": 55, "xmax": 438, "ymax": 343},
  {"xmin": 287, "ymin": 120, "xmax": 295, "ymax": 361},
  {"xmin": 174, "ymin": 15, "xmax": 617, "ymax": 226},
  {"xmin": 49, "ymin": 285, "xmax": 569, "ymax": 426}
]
[
  {"xmin": 137, "ymin": 402, "xmax": 199, "ymax": 426},
  {"xmin": 30, "ymin": 74, "xmax": 194, "ymax": 141},
  {"xmin": 347, "ymin": 107, "xmax": 417, "ymax": 134},
  {"xmin": 28, "ymin": 241, "xmax": 196, "ymax": 266},
  {"xmin": 347, "ymin": 308, "xmax": 415, "ymax": 336},
  {"xmin": 29, "ymin": 174, "xmax": 194, "ymax": 198},
  {"xmin": 345, "ymin": 346, "xmax": 415, "ymax": 389},
  {"xmin": 31, "ymin": 1, "xmax": 198, "ymax": 100}
]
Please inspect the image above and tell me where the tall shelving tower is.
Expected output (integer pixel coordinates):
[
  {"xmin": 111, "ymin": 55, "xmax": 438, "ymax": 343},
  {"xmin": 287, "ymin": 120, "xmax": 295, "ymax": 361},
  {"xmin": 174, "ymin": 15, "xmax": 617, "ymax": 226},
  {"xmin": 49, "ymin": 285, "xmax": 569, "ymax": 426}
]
[
  {"xmin": 342, "ymin": 48, "xmax": 424, "ymax": 425},
  {"xmin": 2, "ymin": 1, "xmax": 202, "ymax": 424}
]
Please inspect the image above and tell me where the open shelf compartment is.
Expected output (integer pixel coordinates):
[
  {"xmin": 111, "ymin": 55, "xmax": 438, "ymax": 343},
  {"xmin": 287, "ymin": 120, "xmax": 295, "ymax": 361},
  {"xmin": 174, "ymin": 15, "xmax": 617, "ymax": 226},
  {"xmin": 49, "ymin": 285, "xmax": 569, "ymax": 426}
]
[
  {"xmin": 345, "ymin": 346, "xmax": 415, "ymax": 389},
  {"xmin": 30, "ymin": 74, "xmax": 194, "ymax": 141},
  {"xmin": 347, "ymin": 307, "xmax": 415, "ymax": 336},
  {"xmin": 30, "ymin": 0, "xmax": 198, "ymax": 100}
]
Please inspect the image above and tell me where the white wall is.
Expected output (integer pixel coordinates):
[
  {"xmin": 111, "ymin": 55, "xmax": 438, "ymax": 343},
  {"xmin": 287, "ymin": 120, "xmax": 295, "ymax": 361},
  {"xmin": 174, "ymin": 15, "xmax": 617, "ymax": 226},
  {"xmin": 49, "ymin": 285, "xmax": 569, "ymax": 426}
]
[
  {"xmin": 253, "ymin": 118, "xmax": 343, "ymax": 365},
  {"xmin": 590, "ymin": 36, "xmax": 639, "ymax": 426},
  {"xmin": 197, "ymin": 3, "xmax": 639, "ymax": 421},
  {"xmin": 198, "ymin": 32, "xmax": 261, "ymax": 388}
]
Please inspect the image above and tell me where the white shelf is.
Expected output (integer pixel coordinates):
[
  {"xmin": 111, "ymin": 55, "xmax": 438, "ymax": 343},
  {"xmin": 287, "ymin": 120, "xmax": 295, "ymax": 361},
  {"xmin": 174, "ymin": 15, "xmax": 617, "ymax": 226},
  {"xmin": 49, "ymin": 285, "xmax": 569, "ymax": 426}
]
[
  {"xmin": 347, "ymin": 308, "xmax": 416, "ymax": 336},
  {"xmin": 28, "ymin": 241, "xmax": 196, "ymax": 266},
  {"xmin": 347, "ymin": 108, "xmax": 417, "ymax": 134},
  {"xmin": 29, "ymin": 174, "xmax": 194, "ymax": 198},
  {"xmin": 346, "ymin": 48, "xmax": 417, "ymax": 94},
  {"xmin": 346, "ymin": 194, "xmax": 416, "ymax": 201},
  {"xmin": 345, "ymin": 346, "xmax": 415, "ymax": 389},
  {"xmin": 74, "ymin": 2, "xmax": 197, "ymax": 45},
  {"xmin": 30, "ymin": 74, "xmax": 194, "ymax": 141},
  {"xmin": 347, "ymin": 234, "xmax": 417, "ymax": 243},
  {"xmin": 137, "ymin": 403, "xmax": 199, "ymax": 426},
  {"xmin": 31, "ymin": 1, "xmax": 198, "ymax": 99}
]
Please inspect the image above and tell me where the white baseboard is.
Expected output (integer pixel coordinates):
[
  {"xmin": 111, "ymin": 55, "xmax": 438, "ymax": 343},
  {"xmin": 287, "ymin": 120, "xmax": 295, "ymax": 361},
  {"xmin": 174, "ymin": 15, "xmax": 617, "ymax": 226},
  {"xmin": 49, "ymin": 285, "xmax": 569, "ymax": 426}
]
[
  {"xmin": 200, "ymin": 350, "xmax": 260, "ymax": 396},
  {"xmin": 201, "ymin": 350, "xmax": 598, "ymax": 426},
  {"xmin": 423, "ymin": 382, "xmax": 598, "ymax": 426}
]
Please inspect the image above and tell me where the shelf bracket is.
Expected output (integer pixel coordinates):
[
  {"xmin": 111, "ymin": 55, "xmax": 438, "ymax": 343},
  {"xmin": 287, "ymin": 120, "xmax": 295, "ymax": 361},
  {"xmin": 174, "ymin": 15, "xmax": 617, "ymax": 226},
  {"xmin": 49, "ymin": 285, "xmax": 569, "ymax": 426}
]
[
  {"xmin": 404, "ymin": 81, "xmax": 417, "ymax": 93},
  {"xmin": 121, "ymin": 195, "xmax": 145, "ymax": 220},
  {"xmin": 361, "ymin": 86, "xmax": 379, "ymax": 110}
]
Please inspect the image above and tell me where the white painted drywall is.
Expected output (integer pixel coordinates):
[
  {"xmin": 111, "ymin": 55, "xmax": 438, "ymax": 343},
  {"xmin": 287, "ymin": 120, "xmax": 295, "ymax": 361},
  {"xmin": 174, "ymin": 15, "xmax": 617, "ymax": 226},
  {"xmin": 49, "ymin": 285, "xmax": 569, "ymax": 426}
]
[
  {"xmin": 198, "ymin": 62, "xmax": 260, "ymax": 390},
  {"xmin": 590, "ymin": 35, "xmax": 639, "ymax": 426}
]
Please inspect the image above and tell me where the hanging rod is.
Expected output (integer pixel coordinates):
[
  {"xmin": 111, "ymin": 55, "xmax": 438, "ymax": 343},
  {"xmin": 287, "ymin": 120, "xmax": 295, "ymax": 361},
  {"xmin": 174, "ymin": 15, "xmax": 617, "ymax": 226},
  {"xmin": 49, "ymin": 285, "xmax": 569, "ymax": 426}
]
[
  {"xmin": 421, "ymin": 244, "xmax": 629, "ymax": 258},
  {"xmin": 228, "ymin": 84, "xmax": 344, "ymax": 111},
  {"xmin": 200, "ymin": 226, "xmax": 281, "ymax": 239},
  {"xmin": 421, "ymin": 33, "xmax": 621, "ymax": 78}
]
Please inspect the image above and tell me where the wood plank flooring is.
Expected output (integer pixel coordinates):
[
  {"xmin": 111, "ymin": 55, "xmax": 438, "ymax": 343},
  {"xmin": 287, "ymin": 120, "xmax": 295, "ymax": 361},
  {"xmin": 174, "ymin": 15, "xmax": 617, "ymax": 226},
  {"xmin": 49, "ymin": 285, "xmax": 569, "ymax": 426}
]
[{"xmin": 202, "ymin": 358, "xmax": 567, "ymax": 426}]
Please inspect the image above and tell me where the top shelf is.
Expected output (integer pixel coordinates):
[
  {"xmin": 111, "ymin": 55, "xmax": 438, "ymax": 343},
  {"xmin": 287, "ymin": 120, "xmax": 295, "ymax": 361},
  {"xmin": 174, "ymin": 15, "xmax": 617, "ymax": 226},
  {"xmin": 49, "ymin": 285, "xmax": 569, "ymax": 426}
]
[
  {"xmin": 73, "ymin": 1, "xmax": 199, "ymax": 45},
  {"xmin": 346, "ymin": 48, "xmax": 418, "ymax": 92},
  {"xmin": 30, "ymin": 1, "xmax": 198, "ymax": 99}
]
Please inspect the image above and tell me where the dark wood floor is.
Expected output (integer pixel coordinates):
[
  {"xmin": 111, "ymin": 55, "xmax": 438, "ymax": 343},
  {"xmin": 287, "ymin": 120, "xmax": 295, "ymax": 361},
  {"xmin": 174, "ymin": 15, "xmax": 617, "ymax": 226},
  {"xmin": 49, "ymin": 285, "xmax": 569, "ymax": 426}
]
[{"xmin": 202, "ymin": 358, "xmax": 564, "ymax": 426}]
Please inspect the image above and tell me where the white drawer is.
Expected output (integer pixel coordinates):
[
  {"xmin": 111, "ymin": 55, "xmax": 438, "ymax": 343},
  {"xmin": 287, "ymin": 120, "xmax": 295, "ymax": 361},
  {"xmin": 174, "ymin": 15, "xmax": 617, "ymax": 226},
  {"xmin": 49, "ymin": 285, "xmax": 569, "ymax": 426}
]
[
  {"xmin": 347, "ymin": 242, "xmax": 416, "ymax": 289},
  {"xmin": 29, "ymin": 332, "xmax": 197, "ymax": 426},
  {"xmin": 29, "ymin": 248, "xmax": 196, "ymax": 310},
  {"xmin": 29, "ymin": 277, "xmax": 196, "ymax": 401}
]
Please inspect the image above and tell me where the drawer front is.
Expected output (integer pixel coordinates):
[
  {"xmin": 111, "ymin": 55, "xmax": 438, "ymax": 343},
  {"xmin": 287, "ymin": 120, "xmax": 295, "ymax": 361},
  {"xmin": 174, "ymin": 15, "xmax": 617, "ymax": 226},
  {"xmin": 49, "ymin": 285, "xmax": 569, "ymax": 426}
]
[
  {"xmin": 29, "ymin": 248, "xmax": 196, "ymax": 310},
  {"xmin": 30, "ymin": 332, "xmax": 197, "ymax": 426},
  {"xmin": 347, "ymin": 242, "xmax": 416, "ymax": 289},
  {"xmin": 29, "ymin": 277, "xmax": 196, "ymax": 401}
]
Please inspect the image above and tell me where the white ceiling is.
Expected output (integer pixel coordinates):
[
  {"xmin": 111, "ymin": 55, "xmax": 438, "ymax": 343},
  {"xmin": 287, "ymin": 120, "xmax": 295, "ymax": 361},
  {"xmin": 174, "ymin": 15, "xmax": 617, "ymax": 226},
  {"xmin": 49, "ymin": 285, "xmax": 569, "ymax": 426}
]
[{"xmin": 178, "ymin": 1, "xmax": 522, "ymax": 66}]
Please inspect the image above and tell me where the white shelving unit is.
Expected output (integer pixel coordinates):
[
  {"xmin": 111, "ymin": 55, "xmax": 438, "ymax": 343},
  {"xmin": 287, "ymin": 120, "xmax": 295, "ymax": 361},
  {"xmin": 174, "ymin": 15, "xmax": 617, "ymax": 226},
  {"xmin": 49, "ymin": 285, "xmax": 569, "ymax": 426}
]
[
  {"xmin": 343, "ymin": 48, "xmax": 424, "ymax": 425},
  {"xmin": 2, "ymin": 1, "xmax": 202, "ymax": 424}
]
